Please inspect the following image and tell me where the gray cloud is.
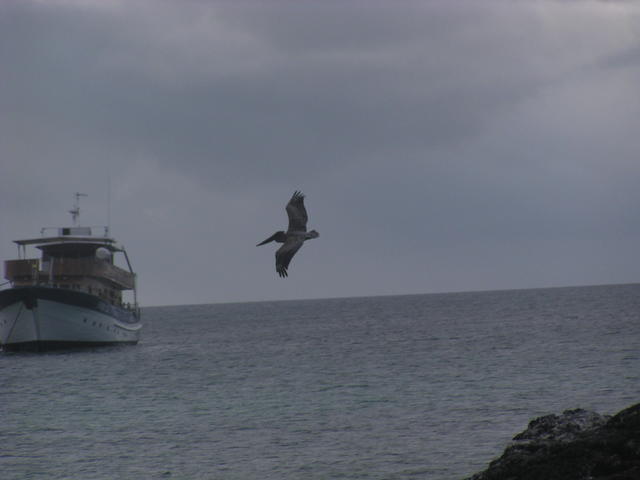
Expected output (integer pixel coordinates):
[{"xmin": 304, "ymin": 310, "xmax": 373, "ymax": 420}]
[{"xmin": 1, "ymin": 0, "xmax": 639, "ymax": 305}]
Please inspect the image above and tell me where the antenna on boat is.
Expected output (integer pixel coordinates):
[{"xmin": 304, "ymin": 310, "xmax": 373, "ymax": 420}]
[
  {"xmin": 69, "ymin": 192, "xmax": 88, "ymax": 226},
  {"xmin": 106, "ymin": 176, "xmax": 111, "ymax": 237}
]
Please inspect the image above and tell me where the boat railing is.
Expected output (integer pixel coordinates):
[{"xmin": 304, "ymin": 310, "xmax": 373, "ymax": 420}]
[
  {"xmin": 39, "ymin": 226, "xmax": 110, "ymax": 237},
  {"xmin": 4, "ymin": 258, "xmax": 135, "ymax": 290}
]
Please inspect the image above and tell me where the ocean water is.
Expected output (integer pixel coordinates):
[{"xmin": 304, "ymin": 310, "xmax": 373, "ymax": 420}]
[{"xmin": 1, "ymin": 284, "xmax": 639, "ymax": 480}]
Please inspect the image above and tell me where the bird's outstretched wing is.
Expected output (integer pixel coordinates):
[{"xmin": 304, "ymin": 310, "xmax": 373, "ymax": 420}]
[
  {"xmin": 275, "ymin": 237, "xmax": 304, "ymax": 278},
  {"xmin": 286, "ymin": 191, "xmax": 308, "ymax": 233}
]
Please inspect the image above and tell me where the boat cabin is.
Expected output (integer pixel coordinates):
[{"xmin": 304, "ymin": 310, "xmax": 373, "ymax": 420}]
[{"xmin": 4, "ymin": 226, "xmax": 137, "ymax": 310}]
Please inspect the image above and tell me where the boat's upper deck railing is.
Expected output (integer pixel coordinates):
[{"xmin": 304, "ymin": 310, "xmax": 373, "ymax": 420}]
[
  {"xmin": 4, "ymin": 257, "xmax": 135, "ymax": 290},
  {"xmin": 38, "ymin": 226, "xmax": 110, "ymax": 238},
  {"xmin": 13, "ymin": 227, "xmax": 120, "ymax": 258}
]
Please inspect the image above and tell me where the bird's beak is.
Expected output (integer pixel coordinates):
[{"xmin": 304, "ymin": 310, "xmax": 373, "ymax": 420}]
[{"xmin": 257, "ymin": 233, "xmax": 277, "ymax": 246}]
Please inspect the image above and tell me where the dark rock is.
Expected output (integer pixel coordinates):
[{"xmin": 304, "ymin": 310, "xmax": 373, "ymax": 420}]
[
  {"xmin": 465, "ymin": 403, "xmax": 640, "ymax": 480},
  {"xmin": 512, "ymin": 408, "xmax": 609, "ymax": 443}
]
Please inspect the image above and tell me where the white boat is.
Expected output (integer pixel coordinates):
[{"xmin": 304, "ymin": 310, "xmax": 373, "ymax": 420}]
[{"xmin": 0, "ymin": 194, "xmax": 142, "ymax": 352}]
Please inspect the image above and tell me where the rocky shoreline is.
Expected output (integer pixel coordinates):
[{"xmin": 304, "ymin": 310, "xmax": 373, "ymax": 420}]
[{"xmin": 465, "ymin": 402, "xmax": 640, "ymax": 480}]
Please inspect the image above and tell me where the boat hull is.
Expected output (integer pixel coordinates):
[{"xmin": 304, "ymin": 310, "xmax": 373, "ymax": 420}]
[{"xmin": 0, "ymin": 287, "xmax": 141, "ymax": 352}]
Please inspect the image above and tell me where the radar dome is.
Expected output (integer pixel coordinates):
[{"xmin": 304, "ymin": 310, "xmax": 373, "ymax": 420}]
[{"xmin": 96, "ymin": 247, "xmax": 112, "ymax": 260}]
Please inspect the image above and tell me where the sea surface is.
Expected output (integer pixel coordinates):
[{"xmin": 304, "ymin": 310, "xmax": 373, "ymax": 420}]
[{"xmin": 1, "ymin": 284, "xmax": 639, "ymax": 479}]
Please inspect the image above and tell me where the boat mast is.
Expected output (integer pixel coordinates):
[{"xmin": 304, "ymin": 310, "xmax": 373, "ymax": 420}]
[
  {"xmin": 106, "ymin": 177, "xmax": 111, "ymax": 237},
  {"xmin": 69, "ymin": 192, "xmax": 88, "ymax": 226}
]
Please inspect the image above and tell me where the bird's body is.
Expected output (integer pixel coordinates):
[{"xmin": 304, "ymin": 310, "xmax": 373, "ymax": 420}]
[{"xmin": 257, "ymin": 191, "xmax": 319, "ymax": 277}]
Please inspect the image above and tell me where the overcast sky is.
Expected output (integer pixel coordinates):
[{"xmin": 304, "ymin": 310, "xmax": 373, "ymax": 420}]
[{"xmin": 1, "ymin": 0, "xmax": 639, "ymax": 306}]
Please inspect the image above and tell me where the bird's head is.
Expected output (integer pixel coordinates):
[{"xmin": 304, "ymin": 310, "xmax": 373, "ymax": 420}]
[
  {"xmin": 308, "ymin": 230, "xmax": 319, "ymax": 239},
  {"xmin": 257, "ymin": 231, "xmax": 287, "ymax": 246}
]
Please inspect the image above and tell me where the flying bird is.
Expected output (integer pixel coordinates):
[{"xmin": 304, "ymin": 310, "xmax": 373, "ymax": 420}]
[{"xmin": 257, "ymin": 191, "xmax": 319, "ymax": 277}]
